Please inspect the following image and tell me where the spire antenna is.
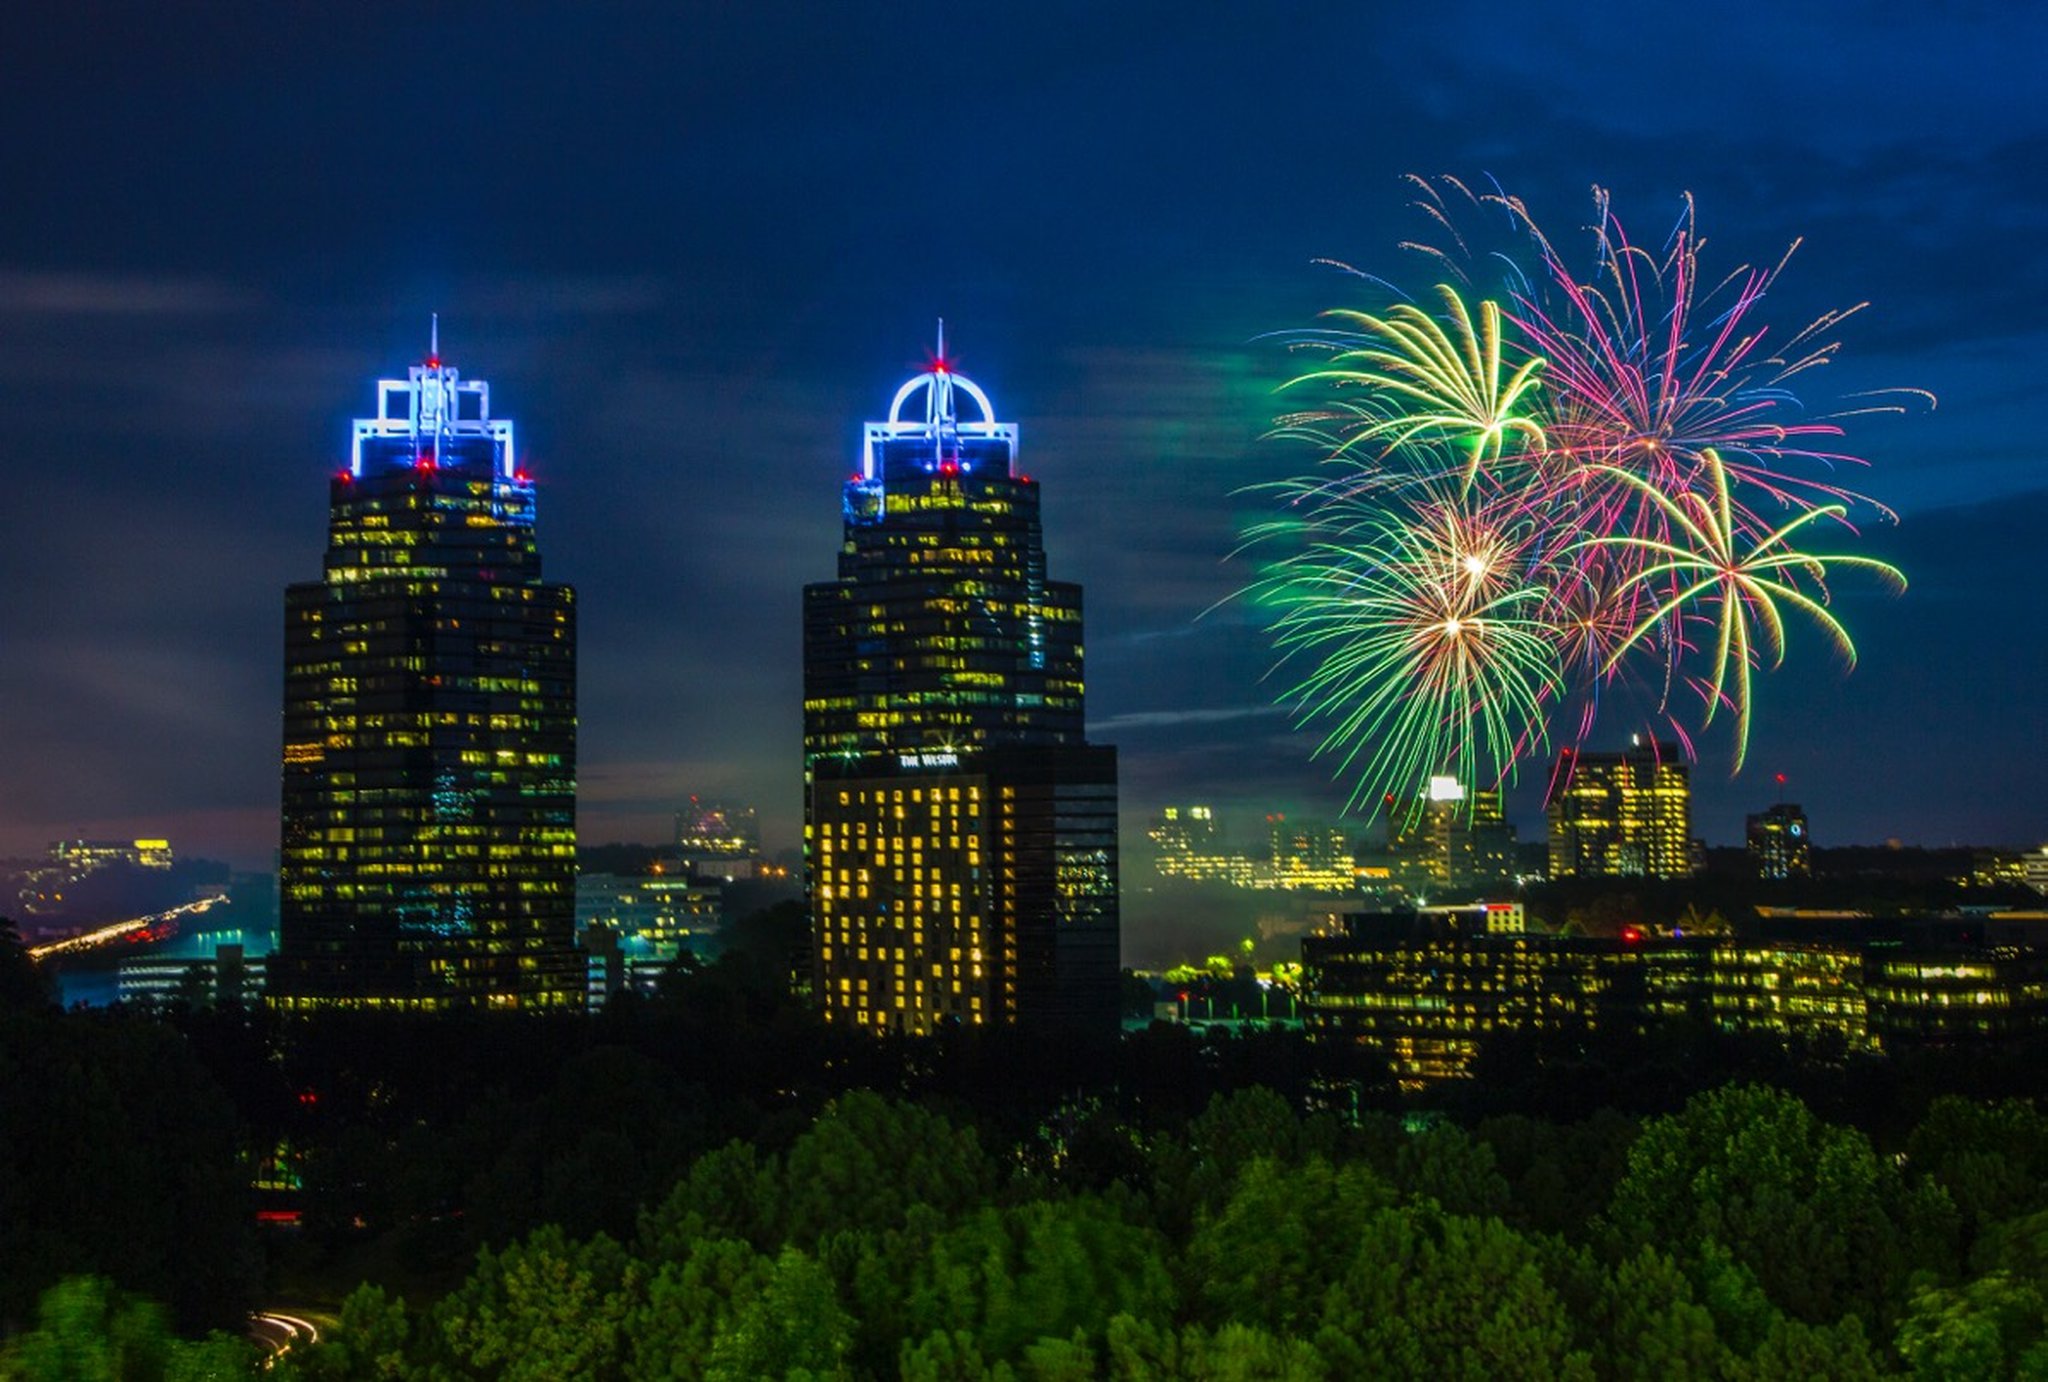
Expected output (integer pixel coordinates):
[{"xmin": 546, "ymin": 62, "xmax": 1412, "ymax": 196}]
[
  {"xmin": 936, "ymin": 316, "xmax": 945, "ymax": 365},
  {"xmin": 430, "ymin": 312, "xmax": 440, "ymax": 363}
]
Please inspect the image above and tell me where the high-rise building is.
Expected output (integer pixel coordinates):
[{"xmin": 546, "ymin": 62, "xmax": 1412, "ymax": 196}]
[
  {"xmin": 1386, "ymin": 775, "xmax": 1518, "ymax": 896},
  {"xmin": 1148, "ymin": 806, "xmax": 1257, "ymax": 885},
  {"xmin": 1747, "ymin": 802, "xmax": 1812, "ymax": 879},
  {"xmin": 675, "ymin": 798, "xmax": 761, "ymax": 861},
  {"xmin": 269, "ymin": 334, "xmax": 582, "ymax": 1010},
  {"xmin": 1546, "ymin": 739, "xmax": 1693, "ymax": 879},
  {"xmin": 1264, "ymin": 814, "xmax": 1355, "ymax": 892},
  {"xmin": 804, "ymin": 337, "xmax": 1118, "ymax": 1033}
]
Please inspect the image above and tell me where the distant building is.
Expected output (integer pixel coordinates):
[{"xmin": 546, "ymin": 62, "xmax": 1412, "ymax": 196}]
[
  {"xmin": 269, "ymin": 338, "xmax": 583, "ymax": 1011},
  {"xmin": 1301, "ymin": 908, "xmax": 2048, "ymax": 1082},
  {"xmin": 1547, "ymin": 740, "xmax": 1693, "ymax": 879},
  {"xmin": 675, "ymin": 799, "xmax": 761, "ymax": 861},
  {"xmin": 576, "ymin": 872, "xmax": 723, "ymax": 1002},
  {"xmin": 1747, "ymin": 803, "xmax": 1813, "ymax": 879},
  {"xmin": 50, "ymin": 838, "xmax": 174, "ymax": 872},
  {"xmin": 1264, "ymin": 815, "xmax": 1354, "ymax": 892},
  {"xmin": 576, "ymin": 873, "xmax": 723, "ymax": 953},
  {"xmin": 2026, "ymin": 847, "xmax": 2048, "ymax": 898},
  {"xmin": 15, "ymin": 838, "xmax": 177, "ymax": 916},
  {"xmin": 1973, "ymin": 850, "xmax": 2028, "ymax": 890},
  {"xmin": 1386, "ymin": 776, "xmax": 1518, "ymax": 896},
  {"xmin": 1148, "ymin": 806, "xmax": 1256, "ymax": 886}
]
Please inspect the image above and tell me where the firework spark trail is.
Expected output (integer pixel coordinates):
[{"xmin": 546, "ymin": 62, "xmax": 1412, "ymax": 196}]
[
  {"xmin": 1247, "ymin": 179, "xmax": 1917, "ymax": 815},
  {"xmin": 1585, "ymin": 449, "xmax": 1906, "ymax": 771},
  {"xmin": 1254, "ymin": 489, "xmax": 1563, "ymax": 811}
]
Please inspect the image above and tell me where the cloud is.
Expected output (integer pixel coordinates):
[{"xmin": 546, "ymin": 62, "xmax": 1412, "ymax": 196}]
[
  {"xmin": 0, "ymin": 271, "xmax": 249, "ymax": 316},
  {"xmin": 1093, "ymin": 704, "xmax": 1285, "ymax": 734}
]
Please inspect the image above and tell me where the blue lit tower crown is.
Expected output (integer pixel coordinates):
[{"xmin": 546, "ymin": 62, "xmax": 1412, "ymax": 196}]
[
  {"xmin": 804, "ymin": 332, "xmax": 1117, "ymax": 1035},
  {"xmin": 270, "ymin": 328, "xmax": 582, "ymax": 1010},
  {"xmin": 804, "ymin": 340, "xmax": 1085, "ymax": 767}
]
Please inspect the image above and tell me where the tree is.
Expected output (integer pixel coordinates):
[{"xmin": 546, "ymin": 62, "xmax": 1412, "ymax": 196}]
[
  {"xmin": 1314, "ymin": 1205, "xmax": 1591, "ymax": 1380},
  {"xmin": 0, "ymin": 1276, "xmax": 254, "ymax": 1381},
  {"xmin": 276, "ymin": 1285, "xmax": 413, "ymax": 1380},
  {"xmin": 623, "ymin": 1237, "xmax": 772, "ymax": 1381},
  {"xmin": 778, "ymin": 1093, "xmax": 995, "ymax": 1245},
  {"xmin": 1907, "ymin": 1095, "xmax": 2048, "ymax": 1237},
  {"xmin": 1104, "ymin": 1314, "xmax": 1327, "ymax": 1380},
  {"xmin": 432, "ymin": 1226, "xmax": 641, "ymax": 1379},
  {"xmin": 0, "ymin": 919, "xmax": 52, "ymax": 1012},
  {"xmin": 1602, "ymin": 1083, "xmax": 1958, "ymax": 1329},
  {"xmin": 902, "ymin": 1199, "xmax": 1174, "ymax": 1365},
  {"xmin": 1393, "ymin": 1124, "xmax": 1510, "ymax": 1219},
  {"xmin": 1187, "ymin": 1156, "xmax": 1396, "ymax": 1335},
  {"xmin": 0, "ymin": 1013, "xmax": 255, "ymax": 1331},
  {"xmin": 704, "ymin": 1248, "xmax": 852, "ymax": 1381},
  {"xmin": 1593, "ymin": 1248, "xmax": 1728, "ymax": 1380}
]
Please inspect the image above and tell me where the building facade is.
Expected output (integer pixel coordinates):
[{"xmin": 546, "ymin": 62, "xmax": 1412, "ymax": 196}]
[
  {"xmin": 269, "ymin": 339, "xmax": 582, "ymax": 1010},
  {"xmin": 1547, "ymin": 740, "xmax": 1693, "ymax": 879},
  {"xmin": 1386, "ymin": 775, "xmax": 1518, "ymax": 897},
  {"xmin": 1747, "ymin": 802, "xmax": 1813, "ymax": 879},
  {"xmin": 1301, "ymin": 908, "xmax": 2048, "ymax": 1082},
  {"xmin": 803, "ymin": 340, "xmax": 1118, "ymax": 1033}
]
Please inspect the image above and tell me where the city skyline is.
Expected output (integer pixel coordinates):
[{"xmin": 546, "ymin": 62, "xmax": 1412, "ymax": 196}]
[{"xmin": 2, "ymin": 4, "xmax": 2045, "ymax": 869}]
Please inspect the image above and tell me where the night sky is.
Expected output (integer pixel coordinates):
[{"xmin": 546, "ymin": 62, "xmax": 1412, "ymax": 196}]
[{"xmin": 2, "ymin": 2, "xmax": 2043, "ymax": 873}]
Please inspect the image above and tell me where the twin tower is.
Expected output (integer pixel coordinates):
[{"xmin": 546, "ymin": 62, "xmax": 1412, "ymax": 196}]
[{"xmin": 269, "ymin": 335, "xmax": 1120, "ymax": 1030}]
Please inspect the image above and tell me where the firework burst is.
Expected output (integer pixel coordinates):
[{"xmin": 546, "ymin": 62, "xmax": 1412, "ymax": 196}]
[{"xmin": 1250, "ymin": 181, "xmax": 1916, "ymax": 814}]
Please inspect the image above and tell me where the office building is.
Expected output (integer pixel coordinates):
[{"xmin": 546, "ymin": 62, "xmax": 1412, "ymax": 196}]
[
  {"xmin": 1148, "ymin": 806, "xmax": 1257, "ymax": 886},
  {"xmin": 1301, "ymin": 908, "xmax": 2048, "ymax": 1082},
  {"xmin": 269, "ymin": 332, "xmax": 582, "ymax": 1010},
  {"xmin": 675, "ymin": 798, "xmax": 761, "ymax": 862},
  {"xmin": 1747, "ymin": 802, "xmax": 1812, "ymax": 879},
  {"xmin": 1264, "ymin": 814, "xmax": 1355, "ymax": 892},
  {"xmin": 804, "ymin": 335, "xmax": 1118, "ymax": 1033},
  {"xmin": 1546, "ymin": 739, "xmax": 1693, "ymax": 879},
  {"xmin": 1386, "ymin": 775, "xmax": 1518, "ymax": 896}
]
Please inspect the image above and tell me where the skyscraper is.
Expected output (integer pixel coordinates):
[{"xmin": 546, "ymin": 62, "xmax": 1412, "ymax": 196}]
[
  {"xmin": 269, "ymin": 333, "xmax": 582, "ymax": 1010},
  {"xmin": 1386, "ymin": 776, "xmax": 1518, "ymax": 896},
  {"xmin": 1546, "ymin": 739, "xmax": 1693, "ymax": 880},
  {"xmin": 1747, "ymin": 802, "xmax": 1812, "ymax": 879},
  {"xmin": 803, "ymin": 336, "xmax": 1118, "ymax": 1033}
]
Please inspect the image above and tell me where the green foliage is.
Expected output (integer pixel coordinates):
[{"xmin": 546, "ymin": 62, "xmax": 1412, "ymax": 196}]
[
  {"xmin": 1104, "ymin": 1314, "xmax": 1327, "ymax": 1379},
  {"xmin": 903, "ymin": 1199, "xmax": 1174, "ymax": 1364},
  {"xmin": 1895, "ymin": 1272, "xmax": 2048, "ymax": 1380},
  {"xmin": 1593, "ymin": 1248, "xmax": 1728, "ymax": 1379},
  {"xmin": 0, "ymin": 1012, "xmax": 255, "ymax": 1330},
  {"xmin": 779, "ymin": 1092, "xmax": 997, "ymax": 1245},
  {"xmin": 703, "ymin": 1248, "xmax": 852, "ymax": 1381},
  {"xmin": 622, "ymin": 1237, "xmax": 771, "ymax": 1380},
  {"xmin": 1313, "ymin": 1205, "xmax": 1591, "ymax": 1380},
  {"xmin": 1187, "ymin": 1156, "xmax": 1396, "ymax": 1334},
  {"xmin": 277, "ymin": 1284, "xmax": 412, "ymax": 1379},
  {"xmin": 1602, "ymin": 1083, "xmax": 1959, "ymax": 1329},
  {"xmin": 432, "ymin": 1225, "xmax": 641, "ymax": 1379},
  {"xmin": 640, "ymin": 1140, "xmax": 782, "ymax": 1256},
  {"xmin": 1907, "ymin": 1095, "xmax": 2048, "ymax": 1235},
  {"xmin": 1393, "ymin": 1123, "xmax": 1510, "ymax": 1218},
  {"xmin": 0, "ymin": 1276, "xmax": 254, "ymax": 1382}
]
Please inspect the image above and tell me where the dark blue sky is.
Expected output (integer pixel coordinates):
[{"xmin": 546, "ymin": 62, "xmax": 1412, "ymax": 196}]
[{"xmin": 1, "ymin": 1, "xmax": 2042, "ymax": 869}]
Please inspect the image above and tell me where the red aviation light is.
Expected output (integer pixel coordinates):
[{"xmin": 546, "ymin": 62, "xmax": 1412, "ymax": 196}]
[
  {"xmin": 1619, "ymin": 925, "xmax": 1645, "ymax": 945},
  {"xmin": 939, "ymin": 459, "xmax": 961, "ymax": 476}
]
